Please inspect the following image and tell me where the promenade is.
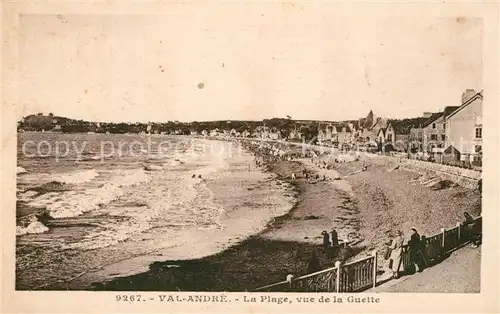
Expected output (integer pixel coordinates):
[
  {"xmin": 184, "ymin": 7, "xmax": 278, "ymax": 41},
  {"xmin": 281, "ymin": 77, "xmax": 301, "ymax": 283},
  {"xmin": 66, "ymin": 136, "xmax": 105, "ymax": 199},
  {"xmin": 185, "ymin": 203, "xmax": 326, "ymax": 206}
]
[{"xmin": 369, "ymin": 246, "xmax": 481, "ymax": 293}]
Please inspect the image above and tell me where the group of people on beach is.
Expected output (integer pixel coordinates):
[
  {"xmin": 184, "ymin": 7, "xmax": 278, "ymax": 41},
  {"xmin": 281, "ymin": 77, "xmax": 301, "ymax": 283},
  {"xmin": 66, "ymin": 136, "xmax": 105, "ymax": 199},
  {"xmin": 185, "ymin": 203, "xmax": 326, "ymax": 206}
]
[
  {"xmin": 289, "ymin": 169, "xmax": 329, "ymax": 183},
  {"xmin": 307, "ymin": 229, "xmax": 342, "ymax": 273},
  {"xmin": 383, "ymin": 229, "xmax": 422, "ymax": 279},
  {"xmin": 305, "ymin": 211, "xmax": 481, "ymax": 280},
  {"xmin": 384, "ymin": 211, "xmax": 481, "ymax": 279}
]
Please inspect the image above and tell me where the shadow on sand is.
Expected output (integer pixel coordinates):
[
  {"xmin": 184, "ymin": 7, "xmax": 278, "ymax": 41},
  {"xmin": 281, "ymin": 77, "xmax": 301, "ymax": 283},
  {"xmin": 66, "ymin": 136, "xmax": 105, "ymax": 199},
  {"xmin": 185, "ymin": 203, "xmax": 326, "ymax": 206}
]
[{"xmin": 88, "ymin": 236, "xmax": 366, "ymax": 292}]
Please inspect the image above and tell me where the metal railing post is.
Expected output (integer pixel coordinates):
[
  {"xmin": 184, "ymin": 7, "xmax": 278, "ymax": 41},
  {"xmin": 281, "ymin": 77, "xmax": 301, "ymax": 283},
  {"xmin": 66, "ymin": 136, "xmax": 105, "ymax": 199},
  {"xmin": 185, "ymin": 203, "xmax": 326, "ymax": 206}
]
[
  {"xmin": 441, "ymin": 228, "xmax": 446, "ymax": 258},
  {"xmin": 286, "ymin": 274, "xmax": 294, "ymax": 291},
  {"xmin": 335, "ymin": 261, "xmax": 341, "ymax": 292},
  {"xmin": 441, "ymin": 228, "xmax": 445, "ymax": 247},
  {"xmin": 372, "ymin": 250, "xmax": 378, "ymax": 288}
]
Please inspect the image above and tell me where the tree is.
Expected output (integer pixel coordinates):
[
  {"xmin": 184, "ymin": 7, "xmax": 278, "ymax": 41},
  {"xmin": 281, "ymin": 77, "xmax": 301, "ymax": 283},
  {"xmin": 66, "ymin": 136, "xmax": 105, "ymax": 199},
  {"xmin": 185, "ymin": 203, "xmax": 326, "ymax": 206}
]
[{"xmin": 301, "ymin": 125, "xmax": 319, "ymax": 143}]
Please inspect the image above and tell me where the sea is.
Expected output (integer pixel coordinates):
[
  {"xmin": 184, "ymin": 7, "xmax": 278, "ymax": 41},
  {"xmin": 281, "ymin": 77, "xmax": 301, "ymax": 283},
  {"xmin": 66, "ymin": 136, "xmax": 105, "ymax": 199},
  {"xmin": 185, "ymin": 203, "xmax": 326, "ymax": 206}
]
[{"xmin": 16, "ymin": 133, "xmax": 296, "ymax": 290}]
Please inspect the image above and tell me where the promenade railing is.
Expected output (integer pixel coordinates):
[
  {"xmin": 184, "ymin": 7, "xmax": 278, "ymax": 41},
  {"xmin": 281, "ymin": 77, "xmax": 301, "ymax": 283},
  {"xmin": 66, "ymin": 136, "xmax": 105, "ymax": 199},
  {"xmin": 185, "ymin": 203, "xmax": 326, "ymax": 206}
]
[
  {"xmin": 292, "ymin": 265, "xmax": 340, "ymax": 292},
  {"xmin": 338, "ymin": 254, "xmax": 377, "ymax": 292},
  {"xmin": 254, "ymin": 215, "xmax": 481, "ymax": 292},
  {"xmin": 252, "ymin": 280, "xmax": 291, "ymax": 292},
  {"xmin": 253, "ymin": 251, "xmax": 377, "ymax": 293},
  {"xmin": 399, "ymin": 215, "xmax": 482, "ymax": 273}
]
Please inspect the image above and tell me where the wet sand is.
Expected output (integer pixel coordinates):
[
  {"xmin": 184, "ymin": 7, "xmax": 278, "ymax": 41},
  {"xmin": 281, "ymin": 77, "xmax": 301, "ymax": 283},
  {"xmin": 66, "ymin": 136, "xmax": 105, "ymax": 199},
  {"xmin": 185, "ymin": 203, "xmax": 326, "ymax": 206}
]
[
  {"xmin": 92, "ymin": 148, "xmax": 481, "ymax": 291},
  {"xmin": 39, "ymin": 142, "xmax": 296, "ymax": 290}
]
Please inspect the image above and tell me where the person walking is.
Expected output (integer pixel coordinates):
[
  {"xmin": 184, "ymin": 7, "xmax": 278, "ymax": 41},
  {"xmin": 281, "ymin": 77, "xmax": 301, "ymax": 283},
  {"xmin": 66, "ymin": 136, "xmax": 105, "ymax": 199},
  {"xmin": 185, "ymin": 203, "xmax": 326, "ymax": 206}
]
[
  {"xmin": 330, "ymin": 229, "xmax": 339, "ymax": 247},
  {"xmin": 408, "ymin": 227, "xmax": 424, "ymax": 273},
  {"xmin": 307, "ymin": 249, "xmax": 322, "ymax": 274},
  {"xmin": 462, "ymin": 212, "xmax": 480, "ymax": 247},
  {"xmin": 321, "ymin": 230, "xmax": 331, "ymax": 251},
  {"xmin": 388, "ymin": 230, "xmax": 404, "ymax": 279}
]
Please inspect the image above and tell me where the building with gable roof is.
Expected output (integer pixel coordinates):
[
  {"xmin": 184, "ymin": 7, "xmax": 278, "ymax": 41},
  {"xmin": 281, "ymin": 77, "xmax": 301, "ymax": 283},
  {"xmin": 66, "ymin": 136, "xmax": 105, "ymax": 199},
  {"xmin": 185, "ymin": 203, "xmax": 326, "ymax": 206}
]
[
  {"xmin": 376, "ymin": 127, "xmax": 386, "ymax": 144},
  {"xmin": 445, "ymin": 90, "xmax": 483, "ymax": 162}
]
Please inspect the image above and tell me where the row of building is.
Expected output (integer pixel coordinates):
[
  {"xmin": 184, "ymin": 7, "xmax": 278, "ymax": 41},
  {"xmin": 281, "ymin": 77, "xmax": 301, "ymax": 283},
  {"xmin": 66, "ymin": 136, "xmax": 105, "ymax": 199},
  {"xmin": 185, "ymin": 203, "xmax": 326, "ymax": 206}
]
[
  {"xmin": 409, "ymin": 89, "xmax": 483, "ymax": 163},
  {"xmin": 20, "ymin": 89, "xmax": 482, "ymax": 164},
  {"xmin": 209, "ymin": 89, "xmax": 482, "ymax": 164}
]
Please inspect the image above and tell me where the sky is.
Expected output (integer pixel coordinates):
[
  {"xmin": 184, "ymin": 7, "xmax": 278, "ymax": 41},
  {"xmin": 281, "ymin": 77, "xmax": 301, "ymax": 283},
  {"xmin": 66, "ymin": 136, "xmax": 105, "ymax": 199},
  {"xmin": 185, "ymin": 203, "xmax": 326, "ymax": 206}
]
[{"xmin": 17, "ymin": 5, "xmax": 483, "ymax": 123}]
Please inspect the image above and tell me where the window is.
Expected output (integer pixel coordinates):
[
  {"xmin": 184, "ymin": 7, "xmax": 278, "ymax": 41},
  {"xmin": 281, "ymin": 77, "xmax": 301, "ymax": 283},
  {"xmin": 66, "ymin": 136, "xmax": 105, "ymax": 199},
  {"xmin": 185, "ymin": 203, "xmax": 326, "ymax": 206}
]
[
  {"xmin": 387, "ymin": 134, "xmax": 393, "ymax": 142},
  {"xmin": 443, "ymin": 122, "xmax": 446, "ymax": 130},
  {"xmin": 431, "ymin": 134, "xmax": 437, "ymax": 141},
  {"xmin": 441, "ymin": 134, "xmax": 446, "ymax": 141},
  {"xmin": 475, "ymin": 128, "xmax": 482, "ymax": 139},
  {"xmin": 432, "ymin": 123, "xmax": 436, "ymax": 129}
]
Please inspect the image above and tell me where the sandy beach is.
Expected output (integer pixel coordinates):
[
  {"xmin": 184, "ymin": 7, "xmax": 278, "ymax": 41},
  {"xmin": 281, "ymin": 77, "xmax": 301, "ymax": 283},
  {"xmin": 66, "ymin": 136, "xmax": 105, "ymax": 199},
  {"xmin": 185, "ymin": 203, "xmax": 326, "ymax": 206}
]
[{"xmin": 89, "ymin": 141, "xmax": 481, "ymax": 291}]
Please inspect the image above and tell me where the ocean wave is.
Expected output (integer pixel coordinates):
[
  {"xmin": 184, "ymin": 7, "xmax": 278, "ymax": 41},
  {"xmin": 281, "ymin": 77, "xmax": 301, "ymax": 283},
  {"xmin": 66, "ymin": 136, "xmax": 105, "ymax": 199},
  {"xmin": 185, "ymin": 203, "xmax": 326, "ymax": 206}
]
[
  {"xmin": 80, "ymin": 155, "xmax": 103, "ymax": 161},
  {"xmin": 61, "ymin": 170, "xmax": 223, "ymax": 251},
  {"xmin": 163, "ymin": 159, "xmax": 185, "ymax": 167},
  {"xmin": 143, "ymin": 164, "xmax": 163, "ymax": 171},
  {"xmin": 49, "ymin": 169, "xmax": 100, "ymax": 184},
  {"xmin": 28, "ymin": 185, "xmax": 123, "ymax": 219},
  {"xmin": 16, "ymin": 217, "xmax": 49, "ymax": 236},
  {"xmin": 17, "ymin": 166, "xmax": 28, "ymax": 174},
  {"xmin": 18, "ymin": 190, "xmax": 39, "ymax": 202},
  {"xmin": 109, "ymin": 169, "xmax": 151, "ymax": 187},
  {"xmin": 28, "ymin": 181, "xmax": 71, "ymax": 194},
  {"xmin": 61, "ymin": 214, "xmax": 154, "ymax": 251},
  {"xmin": 27, "ymin": 169, "xmax": 150, "ymax": 219}
]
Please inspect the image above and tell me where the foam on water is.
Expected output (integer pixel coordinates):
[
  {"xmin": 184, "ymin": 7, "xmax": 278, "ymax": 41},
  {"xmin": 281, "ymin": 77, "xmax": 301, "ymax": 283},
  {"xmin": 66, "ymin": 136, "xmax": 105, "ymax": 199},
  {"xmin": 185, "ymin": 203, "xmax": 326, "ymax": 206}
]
[
  {"xmin": 26, "ymin": 169, "xmax": 150, "ymax": 219},
  {"xmin": 18, "ymin": 172, "xmax": 96, "ymax": 192},
  {"xmin": 49, "ymin": 169, "xmax": 100, "ymax": 185},
  {"xmin": 108, "ymin": 169, "xmax": 151, "ymax": 187},
  {"xmin": 60, "ymin": 158, "xmax": 228, "ymax": 251},
  {"xmin": 18, "ymin": 190, "xmax": 39, "ymax": 202},
  {"xmin": 16, "ymin": 217, "xmax": 49, "ymax": 236},
  {"xmin": 17, "ymin": 137, "xmax": 298, "ymax": 289}
]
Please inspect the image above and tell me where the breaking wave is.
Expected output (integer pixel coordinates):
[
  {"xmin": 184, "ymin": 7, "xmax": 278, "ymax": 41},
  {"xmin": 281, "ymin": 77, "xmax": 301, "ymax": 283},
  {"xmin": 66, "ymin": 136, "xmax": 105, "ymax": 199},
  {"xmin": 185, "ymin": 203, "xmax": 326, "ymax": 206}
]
[
  {"xmin": 62, "ymin": 164, "xmax": 226, "ymax": 251},
  {"xmin": 49, "ymin": 169, "xmax": 100, "ymax": 185},
  {"xmin": 16, "ymin": 217, "xmax": 49, "ymax": 236},
  {"xmin": 26, "ymin": 169, "xmax": 150, "ymax": 219}
]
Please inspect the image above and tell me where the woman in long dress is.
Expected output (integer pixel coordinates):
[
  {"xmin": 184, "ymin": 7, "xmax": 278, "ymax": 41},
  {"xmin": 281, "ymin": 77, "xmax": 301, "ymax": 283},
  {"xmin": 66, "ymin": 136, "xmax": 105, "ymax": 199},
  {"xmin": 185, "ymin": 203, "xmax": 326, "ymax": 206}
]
[{"xmin": 389, "ymin": 230, "xmax": 404, "ymax": 278}]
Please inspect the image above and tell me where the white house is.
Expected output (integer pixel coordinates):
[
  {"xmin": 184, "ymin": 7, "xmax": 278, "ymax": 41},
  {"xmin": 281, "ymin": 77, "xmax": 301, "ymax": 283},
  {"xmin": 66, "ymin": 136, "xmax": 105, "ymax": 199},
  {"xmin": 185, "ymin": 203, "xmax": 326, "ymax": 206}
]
[
  {"xmin": 377, "ymin": 128, "xmax": 386, "ymax": 143},
  {"xmin": 210, "ymin": 128, "xmax": 219, "ymax": 137},
  {"xmin": 269, "ymin": 127, "xmax": 281, "ymax": 140},
  {"xmin": 445, "ymin": 90, "xmax": 483, "ymax": 161}
]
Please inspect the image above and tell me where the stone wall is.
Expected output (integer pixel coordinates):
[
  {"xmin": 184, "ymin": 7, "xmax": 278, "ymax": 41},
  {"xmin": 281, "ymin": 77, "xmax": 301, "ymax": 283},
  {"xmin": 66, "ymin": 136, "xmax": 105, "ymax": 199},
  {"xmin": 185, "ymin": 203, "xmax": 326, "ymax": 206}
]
[
  {"xmin": 369, "ymin": 153, "xmax": 481, "ymax": 189},
  {"xmin": 401, "ymin": 159, "xmax": 481, "ymax": 180}
]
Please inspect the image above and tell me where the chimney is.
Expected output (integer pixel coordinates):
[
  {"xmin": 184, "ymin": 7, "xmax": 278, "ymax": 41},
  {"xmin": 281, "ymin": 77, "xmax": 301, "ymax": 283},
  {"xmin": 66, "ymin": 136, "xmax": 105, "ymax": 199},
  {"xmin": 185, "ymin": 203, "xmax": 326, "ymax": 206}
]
[
  {"xmin": 461, "ymin": 89, "xmax": 477, "ymax": 104},
  {"xmin": 423, "ymin": 112, "xmax": 433, "ymax": 118}
]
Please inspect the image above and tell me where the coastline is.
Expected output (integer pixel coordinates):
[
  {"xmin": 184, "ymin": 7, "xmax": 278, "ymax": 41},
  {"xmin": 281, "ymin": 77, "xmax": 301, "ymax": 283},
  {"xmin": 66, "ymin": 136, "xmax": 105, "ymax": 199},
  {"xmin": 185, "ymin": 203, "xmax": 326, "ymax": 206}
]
[
  {"xmin": 32, "ymin": 138, "xmax": 481, "ymax": 292},
  {"xmin": 39, "ymin": 138, "xmax": 298, "ymax": 290},
  {"xmin": 89, "ymin": 142, "xmax": 366, "ymax": 291}
]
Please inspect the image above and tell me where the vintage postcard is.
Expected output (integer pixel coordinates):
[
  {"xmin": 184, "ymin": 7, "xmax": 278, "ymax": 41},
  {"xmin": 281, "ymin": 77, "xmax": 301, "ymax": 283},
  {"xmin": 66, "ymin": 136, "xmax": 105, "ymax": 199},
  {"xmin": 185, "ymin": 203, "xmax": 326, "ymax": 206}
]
[{"xmin": 2, "ymin": 1, "xmax": 499, "ymax": 313}]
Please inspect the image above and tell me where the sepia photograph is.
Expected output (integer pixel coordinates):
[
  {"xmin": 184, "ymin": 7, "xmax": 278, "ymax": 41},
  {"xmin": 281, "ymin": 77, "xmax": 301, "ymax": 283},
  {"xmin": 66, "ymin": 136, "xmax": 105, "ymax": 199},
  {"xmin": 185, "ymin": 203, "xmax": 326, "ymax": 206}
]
[{"xmin": 2, "ymin": 1, "xmax": 499, "ymax": 313}]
